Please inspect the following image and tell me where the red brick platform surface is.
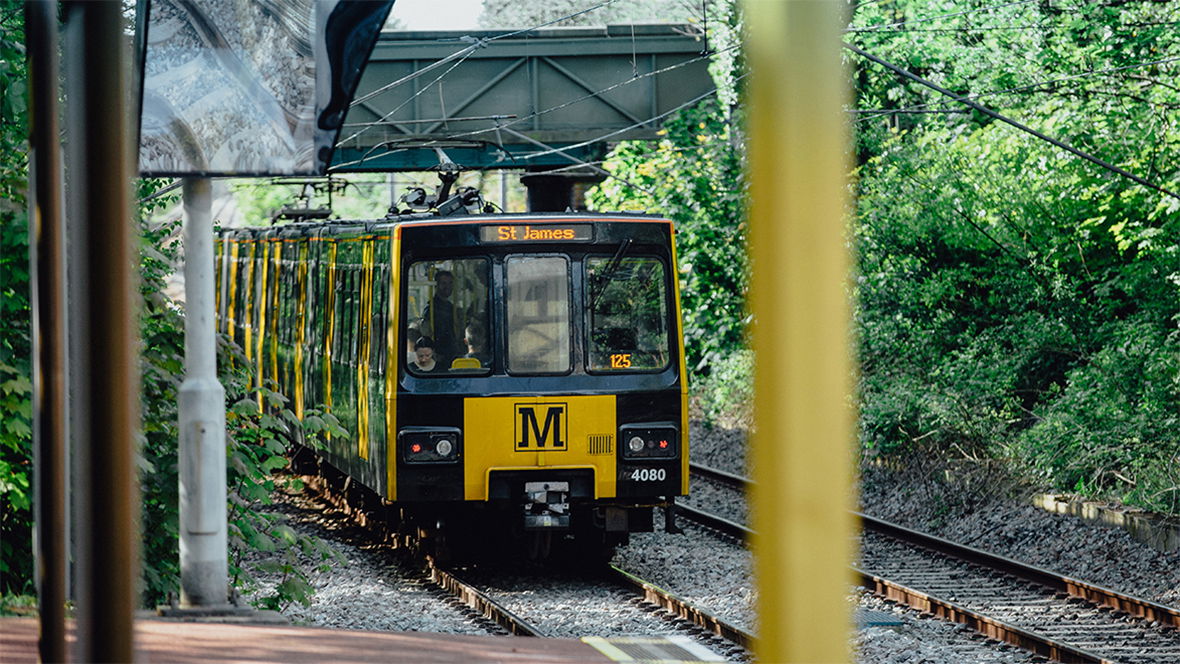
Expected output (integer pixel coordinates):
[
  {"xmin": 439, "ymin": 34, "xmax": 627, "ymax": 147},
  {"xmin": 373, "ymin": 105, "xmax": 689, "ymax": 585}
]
[{"xmin": 0, "ymin": 617, "xmax": 611, "ymax": 663}]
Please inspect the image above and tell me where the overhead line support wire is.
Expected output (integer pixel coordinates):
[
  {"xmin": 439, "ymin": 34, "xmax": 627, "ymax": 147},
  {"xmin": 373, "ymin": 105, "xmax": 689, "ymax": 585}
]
[
  {"xmin": 844, "ymin": 42, "xmax": 1180, "ymax": 203},
  {"xmin": 499, "ymin": 126, "xmax": 661, "ymax": 200},
  {"xmin": 518, "ymin": 77, "xmax": 740, "ymax": 162},
  {"xmin": 344, "ymin": 0, "xmax": 623, "ymax": 147},
  {"xmin": 850, "ymin": 54, "xmax": 1180, "ymax": 126}
]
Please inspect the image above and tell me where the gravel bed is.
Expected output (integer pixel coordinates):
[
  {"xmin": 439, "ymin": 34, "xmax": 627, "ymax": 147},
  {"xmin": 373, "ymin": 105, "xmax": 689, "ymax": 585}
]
[
  {"xmin": 686, "ymin": 420, "xmax": 1180, "ymax": 662},
  {"xmin": 683, "ymin": 475, "xmax": 748, "ymax": 524},
  {"xmin": 234, "ymin": 421, "xmax": 1180, "ymax": 663},
  {"xmin": 690, "ymin": 421, "xmax": 748, "ymax": 475},
  {"xmin": 689, "ymin": 421, "xmax": 1180, "ymax": 607},
  {"xmin": 464, "ymin": 567, "xmax": 709, "ymax": 639},
  {"xmin": 614, "ymin": 512, "xmax": 756, "ymax": 631},
  {"xmin": 240, "ymin": 486, "xmax": 490, "ymax": 635}
]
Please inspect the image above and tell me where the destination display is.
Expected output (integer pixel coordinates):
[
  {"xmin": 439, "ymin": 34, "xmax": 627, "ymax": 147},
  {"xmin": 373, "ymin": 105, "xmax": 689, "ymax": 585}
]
[{"xmin": 479, "ymin": 224, "xmax": 593, "ymax": 243}]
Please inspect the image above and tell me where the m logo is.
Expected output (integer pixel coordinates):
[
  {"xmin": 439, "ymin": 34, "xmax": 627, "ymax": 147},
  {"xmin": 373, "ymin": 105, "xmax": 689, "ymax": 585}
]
[{"xmin": 515, "ymin": 403, "xmax": 568, "ymax": 450}]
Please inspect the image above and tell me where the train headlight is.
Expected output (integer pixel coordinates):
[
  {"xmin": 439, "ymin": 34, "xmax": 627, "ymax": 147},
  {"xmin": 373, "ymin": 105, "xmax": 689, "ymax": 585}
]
[
  {"xmin": 628, "ymin": 436, "xmax": 645, "ymax": 453},
  {"xmin": 619, "ymin": 424, "xmax": 678, "ymax": 459},
  {"xmin": 399, "ymin": 427, "xmax": 462, "ymax": 464}
]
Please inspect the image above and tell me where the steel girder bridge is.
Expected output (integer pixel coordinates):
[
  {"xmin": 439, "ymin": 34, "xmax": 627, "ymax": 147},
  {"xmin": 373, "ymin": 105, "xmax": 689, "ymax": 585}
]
[{"xmin": 331, "ymin": 24, "xmax": 716, "ymax": 174}]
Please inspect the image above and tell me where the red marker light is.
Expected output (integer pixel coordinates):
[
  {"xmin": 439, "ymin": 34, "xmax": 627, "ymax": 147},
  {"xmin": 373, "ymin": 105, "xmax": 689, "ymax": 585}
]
[
  {"xmin": 658, "ymin": 440, "xmax": 668, "ymax": 449},
  {"xmin": 410, "ymin": 443, "xmax": 422, "ymax": 453}
]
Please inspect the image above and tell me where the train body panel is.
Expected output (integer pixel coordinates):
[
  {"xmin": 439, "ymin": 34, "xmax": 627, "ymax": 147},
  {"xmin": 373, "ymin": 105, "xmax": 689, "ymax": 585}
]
[
  {"xmin": 462, "ymin": 394, "xmax": 618, "ymax": 501},
  {"xmin": 215, "ymin": 213, "xmax": 688, "ymax": 546}
]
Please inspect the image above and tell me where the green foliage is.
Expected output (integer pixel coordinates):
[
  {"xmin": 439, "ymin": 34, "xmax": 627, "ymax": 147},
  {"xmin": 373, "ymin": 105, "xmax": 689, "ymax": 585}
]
[
  {"xmin": 851, "ymin": 0, "xmax": 1180, "ymax": 514},
  {"xmin": 586, "ymin": 0, "xmax": 746, "ymax": 378},
  {"xmin": 0, "ymin": 5, "xmax": 30, "ymax": 596},
  {"xmin": 223, "ymin": 386, "xmax": 344, "ymax": 611},
  {"xmin": 589, "ymin": 98, "xmax": 747, "ymax": 372},
  {"xmin": 692, "ymin": 348, "xmax": 752, "ymax": 428},
  {"xmin": 136, "ymin": 206, "xmax": 186, "ymax": 604}
]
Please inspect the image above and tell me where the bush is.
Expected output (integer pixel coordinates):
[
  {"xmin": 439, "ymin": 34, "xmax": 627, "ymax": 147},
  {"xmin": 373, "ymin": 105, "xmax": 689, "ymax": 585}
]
[
  {"xmin": 693, "ymin": 348, "xmax": 753, "ymax": 429},
  {"xmin": 1016, "ymin": 320, "xmax": 1180, "ymax": 514}
]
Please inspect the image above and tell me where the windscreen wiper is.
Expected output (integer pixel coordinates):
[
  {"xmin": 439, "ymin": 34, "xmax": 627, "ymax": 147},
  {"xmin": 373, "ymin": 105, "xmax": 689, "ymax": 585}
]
[{"xmin": 590, "ymin": 238, "xmax": 633, "ymax": 310}]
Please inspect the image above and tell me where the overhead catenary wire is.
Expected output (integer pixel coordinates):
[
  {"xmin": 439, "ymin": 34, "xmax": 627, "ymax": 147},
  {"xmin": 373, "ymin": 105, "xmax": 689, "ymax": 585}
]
[
  {"xmin": 851, "ymin": 53, "xmax": 1180, "ymax": 123},
  {"xmin": 333, "ymin": 43, "xmax": 737, "ymax": 171},
  {"xmin": 345, "ymin": 0, "xmax": 621, "ymax": 142},
  {"xmin": 844, "ymin": 42, "xmax": 1180, "ymax": 202},
  {"xmin": 516, "ymin": 78, "xmax": 739, "ymax": 162}
]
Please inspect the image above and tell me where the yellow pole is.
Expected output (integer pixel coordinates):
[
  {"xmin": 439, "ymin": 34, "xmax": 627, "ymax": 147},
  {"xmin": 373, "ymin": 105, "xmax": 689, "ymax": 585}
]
[{"xmin": 746, "ymin": 1, "xmax": 855, "ymax": 662}]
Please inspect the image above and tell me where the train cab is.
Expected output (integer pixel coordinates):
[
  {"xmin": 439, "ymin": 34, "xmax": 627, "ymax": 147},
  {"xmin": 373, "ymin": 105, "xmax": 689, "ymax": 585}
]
[{"xmin": 390, "ymin": 214, "xmax": 688, "ymax": 553}]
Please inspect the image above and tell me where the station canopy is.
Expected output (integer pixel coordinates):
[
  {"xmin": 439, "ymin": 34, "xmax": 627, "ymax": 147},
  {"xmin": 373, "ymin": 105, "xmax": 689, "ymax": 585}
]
[{"xmin": 138, "ymin": 0, "xmax": 394, "ymax": 177}]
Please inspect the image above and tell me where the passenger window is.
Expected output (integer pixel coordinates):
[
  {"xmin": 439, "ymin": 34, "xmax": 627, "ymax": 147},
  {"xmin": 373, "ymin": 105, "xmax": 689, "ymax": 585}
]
[
  {"xmin": 405, "ymin": 258, "xmax": 490, "ymax": 375},
  {"xmin": 506, "ymin": 256, "xmax": 570, "ymax": 374},
  {"xmin": 586, "ymin": 257, "xmax": 669, "ymax": 372}
]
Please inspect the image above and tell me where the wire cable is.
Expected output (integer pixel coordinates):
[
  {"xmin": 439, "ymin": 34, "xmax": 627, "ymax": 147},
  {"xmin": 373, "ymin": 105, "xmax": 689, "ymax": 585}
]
[
  {"xmin": 845, "ymin": 41, "xmax": 1180, "ymax": 202},
  {"xmin": 852, "ymin": 53, "xmax": 1180, "ymax": 123},
  {"xmin": 518, "ymin": 78, "xmax": 737, "ymax": 162},
  {"xmin": 335, "ymin": 43, "xmax": 736, "ymax": 167},
  {"xmin": 343, "ymin": 0, "xmax": 624, "ymax": 148}
]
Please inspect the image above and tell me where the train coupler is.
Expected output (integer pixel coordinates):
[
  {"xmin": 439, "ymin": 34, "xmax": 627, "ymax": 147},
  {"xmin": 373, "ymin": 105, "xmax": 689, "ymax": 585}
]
[{"xmin": 523, "ymin": 481, "xmax": 570, "ymax": 529}]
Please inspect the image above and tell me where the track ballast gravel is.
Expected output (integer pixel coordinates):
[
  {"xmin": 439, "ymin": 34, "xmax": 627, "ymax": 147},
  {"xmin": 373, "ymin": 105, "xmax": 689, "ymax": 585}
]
[{"xmin": 241, "ymin": 421, "xmax": 1179, "ymax": 663}]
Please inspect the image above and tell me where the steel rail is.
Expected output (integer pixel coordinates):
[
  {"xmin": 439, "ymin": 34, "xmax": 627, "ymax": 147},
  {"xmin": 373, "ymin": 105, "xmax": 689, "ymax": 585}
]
[
  {"xmin": 855, "ymin": 568, "xmax": 1111, "ymax": 664},
  {"xmin": 684, "ymin": 464, "xmax": 1180, "ymax": 662},
  {"xmin": 299, "ymin": 471, "xmax": 545, "ymax": 636},
  {"xmin": 608, "ymin": 565, "xmax": 755, "ymax": 650},
  {"xmin": 427, "ymin": 565, "xmax": 547, "ymax": 637},
  {"xmin": 675, "ymin": 503, "xmax": 752, "ymax": 542},
  {"xmin": 859, "ymin": 512, "xmax": 1180, "ymax": 630}
]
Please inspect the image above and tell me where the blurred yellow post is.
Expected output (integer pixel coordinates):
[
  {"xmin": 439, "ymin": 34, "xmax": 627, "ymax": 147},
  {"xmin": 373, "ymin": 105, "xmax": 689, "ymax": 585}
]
[{"xmin": 746, "ymin": 0, "xmax": 855, "ymax": 662}]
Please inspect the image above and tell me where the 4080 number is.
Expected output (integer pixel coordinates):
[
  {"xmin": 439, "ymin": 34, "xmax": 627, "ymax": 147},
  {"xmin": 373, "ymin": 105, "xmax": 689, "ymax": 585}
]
[{"xmin": 628, "ymin": 468, "xmax": 667, "ymax": 482}]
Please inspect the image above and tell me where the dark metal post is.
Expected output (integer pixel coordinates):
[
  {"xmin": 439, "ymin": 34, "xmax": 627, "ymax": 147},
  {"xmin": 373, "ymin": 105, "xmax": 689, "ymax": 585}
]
[
  {"xmin": 26, "ymin": 1, "xmax": 67, "ymax": 661},
  {"xmin": 63, "ymin": 1, "xmax": 140, "ymax": 661}
]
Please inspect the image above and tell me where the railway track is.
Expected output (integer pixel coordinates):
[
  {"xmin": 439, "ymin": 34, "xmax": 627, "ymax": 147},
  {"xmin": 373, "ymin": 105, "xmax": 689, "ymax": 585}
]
[
  {"xmin": 300, "ymin": 468, "xmax": 749, "ymax": 659},
  {"xmin": 686, "ymin": 462, "xmax": 1180, "ymax": 663}
]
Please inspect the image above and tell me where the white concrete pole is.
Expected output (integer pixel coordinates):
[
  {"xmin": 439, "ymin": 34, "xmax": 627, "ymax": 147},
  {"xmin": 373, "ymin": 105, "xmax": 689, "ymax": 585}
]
[{"xmin": 179, "ymin": 177, "xmax": 229, "ymax": 607}]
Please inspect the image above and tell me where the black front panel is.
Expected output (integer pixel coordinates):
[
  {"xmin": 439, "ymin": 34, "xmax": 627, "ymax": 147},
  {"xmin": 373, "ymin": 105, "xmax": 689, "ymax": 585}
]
[
  {"xmin": 396, "ymin": 395, "xmax": 465, "ymax": 501},
  {"xmin": 615, "ymin": 391, "xmax": 683, "ymax": 498}
]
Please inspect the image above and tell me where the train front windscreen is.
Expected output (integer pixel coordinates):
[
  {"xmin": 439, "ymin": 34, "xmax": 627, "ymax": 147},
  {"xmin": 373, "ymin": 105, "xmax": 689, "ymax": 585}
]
[{"xmin": 400, "ymin": 251, "xmax": 672, "ymax": 379}]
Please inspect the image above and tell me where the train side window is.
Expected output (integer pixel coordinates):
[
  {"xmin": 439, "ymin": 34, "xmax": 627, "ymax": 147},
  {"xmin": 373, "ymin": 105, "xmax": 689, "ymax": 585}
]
[
  {"xmin": 506, "ymin": 255, "xmax": 571, "ymax": 375},
  {"xmin": 586, "ymin": 256, "xmax": 670, "ymax": 372},
  {"xmin": 404, "ymin": 258, "xmax": 490, "ymax": 375},
  {"xmin": 372, "ymin": 265, "xmax": 389, "ymax": 376}
]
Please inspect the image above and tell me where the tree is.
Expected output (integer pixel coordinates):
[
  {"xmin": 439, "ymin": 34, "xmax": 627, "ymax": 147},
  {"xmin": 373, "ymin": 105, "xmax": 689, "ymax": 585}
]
[{"xmin": 849, "ymin": 0, "xmax": 1180, "ymax": 512}]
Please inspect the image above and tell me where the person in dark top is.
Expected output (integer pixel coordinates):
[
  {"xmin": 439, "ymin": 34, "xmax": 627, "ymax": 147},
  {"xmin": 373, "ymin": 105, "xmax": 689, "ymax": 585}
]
[
  {"xmin": 421, "ymin": 270, "xmax": 462, "ymax": 366},
  {"xmin": 464, "ymin": 322, "xmax": 492, "ymax": 366}
]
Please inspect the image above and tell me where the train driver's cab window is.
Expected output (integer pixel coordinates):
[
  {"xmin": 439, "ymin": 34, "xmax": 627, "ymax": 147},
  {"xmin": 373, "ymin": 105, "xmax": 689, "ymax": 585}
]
[
  {"xmin": 405, "ymin": 258, "xmax": 490, "ymax": 375},
  {"xmin": 587, "ymin": 257, "xmax": 670, "ymax": 372},
  {"xmin": 506, "ymin": 256, "xmax": 571, "ymax": 374}
]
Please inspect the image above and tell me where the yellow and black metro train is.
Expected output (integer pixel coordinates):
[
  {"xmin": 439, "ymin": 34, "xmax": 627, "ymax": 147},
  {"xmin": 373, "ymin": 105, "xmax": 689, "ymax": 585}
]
[{"xmin": 215, "ymin": 213, "xmax": 687, "ymax": 556}]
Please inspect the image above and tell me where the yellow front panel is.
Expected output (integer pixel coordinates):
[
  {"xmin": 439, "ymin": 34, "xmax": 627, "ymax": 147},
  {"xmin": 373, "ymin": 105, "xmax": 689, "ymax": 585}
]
[{"xmin": 463, "ymin": 395, "xmax": 617, "ymax": 501}]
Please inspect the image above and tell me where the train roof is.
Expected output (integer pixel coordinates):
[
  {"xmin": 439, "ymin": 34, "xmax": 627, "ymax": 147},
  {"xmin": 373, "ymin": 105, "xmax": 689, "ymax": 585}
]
[{"xmin": 216, "ymin": 211, "xmax": 670, "ymax": 236}]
